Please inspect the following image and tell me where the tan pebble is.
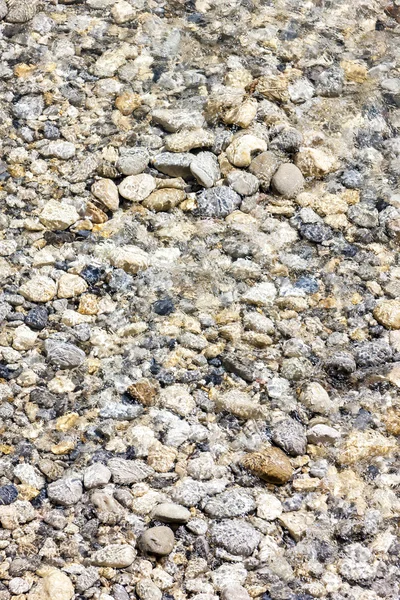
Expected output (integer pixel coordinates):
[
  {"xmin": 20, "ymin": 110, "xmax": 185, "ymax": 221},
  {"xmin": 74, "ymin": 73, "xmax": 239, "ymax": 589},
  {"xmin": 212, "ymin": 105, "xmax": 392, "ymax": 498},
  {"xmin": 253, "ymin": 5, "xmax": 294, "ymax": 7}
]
[
  {"xmin": 57, "ymin": 273, "xmax": 88, "ymax": 299},
  {"xmin": 51, "ymin": 441, "xmax": 75, "ymax": 455},
  {"xmin": 381, "ymin": 409, "xmax": 400, "ymax": 435},
  {"xmin": 85, "ymin": 201, "xmax": 109, "ymax": 224},
  {"xmin": 143, "ymin": 189, "xmax": 186, "ymax": 212},
  {"xmin": 223, "ymin": 98, "xmax": 258, "ymax": 128},
  {"xmin": 19, "ymin": 276, "xmax": 57, "ymax": 303},
  {"xmin": 295, "ymin": 147, "xmax": 337, "ymax": 178},
  {"xmin": 338, "ymin": 430, "xmax": 396, "ymax": 465},
  {"xmin": 242, "ymin": 446, "xmax": 293, "ymax": 484},
  {"xmin": 226, "ymin": 135, "xmax": 268, "ymax": 168},
  {"xmin": 115, "ymin": 91, "xmax": 142, "ymax": 115},
  {"xmin": 78, "ymin": 294, "xmax": 99, "ymax": 315},
  {"xmin": 340, "ymin": 60, "xmax": 368, "ymax": 83},
  {"xmin": 164, "ymin": 129, "xmax": 214, "ymax": 153},
  {"xmin": 374, "ymin": 300, "xmax": 400, "ymax": 329},
  {"xmin": 147, "ymin": 442, "xmax": 177, "ymax": 473},
  {"xmin": 91, "ymin": 178, "xmax": 120, "ymax": 212},
  {"xmin": 55, "ymin": 413, "xmax": 79, "ymax": 432},
  {"xmin": 127, "ymin": 379, "xmax": 158, "ymax": 406}
]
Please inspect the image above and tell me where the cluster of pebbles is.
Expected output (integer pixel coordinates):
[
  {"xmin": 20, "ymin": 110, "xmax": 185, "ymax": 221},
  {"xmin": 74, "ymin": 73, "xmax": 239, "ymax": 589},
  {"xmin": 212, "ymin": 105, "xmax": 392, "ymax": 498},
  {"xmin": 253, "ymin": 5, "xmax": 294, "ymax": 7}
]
[{"xmin": 0, "ymin": 0, "xmax": 400, "ymax": 599}]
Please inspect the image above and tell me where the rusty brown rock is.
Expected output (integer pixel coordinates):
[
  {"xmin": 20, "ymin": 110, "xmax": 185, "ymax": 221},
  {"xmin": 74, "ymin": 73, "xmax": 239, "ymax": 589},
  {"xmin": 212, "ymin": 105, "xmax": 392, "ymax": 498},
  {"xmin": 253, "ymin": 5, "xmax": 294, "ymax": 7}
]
[{"xmin": 242, "ymin": 447, "xmax": 293, "ymax": 484}]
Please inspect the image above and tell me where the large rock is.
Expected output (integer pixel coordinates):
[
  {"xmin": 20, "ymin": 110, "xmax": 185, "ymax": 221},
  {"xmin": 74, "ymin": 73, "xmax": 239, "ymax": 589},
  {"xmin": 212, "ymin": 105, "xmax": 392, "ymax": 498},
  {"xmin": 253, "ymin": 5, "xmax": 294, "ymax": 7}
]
[{"xmin": 28, "ymin": 568, "xmax": 74, "ymax": 600}]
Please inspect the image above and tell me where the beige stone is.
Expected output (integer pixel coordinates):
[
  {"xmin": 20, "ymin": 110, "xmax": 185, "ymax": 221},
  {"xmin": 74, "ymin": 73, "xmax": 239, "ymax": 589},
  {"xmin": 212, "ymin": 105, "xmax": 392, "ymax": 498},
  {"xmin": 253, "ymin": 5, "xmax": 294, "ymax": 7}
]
[
  {"xmin": 226, "ymin": 135, "xmax": 268, "ymax": 168},
  {"xmin": 19, "ymin": 276, "xmax": 57, "ymax": 303},
  {"xmin": 39, "ymin": 200, "xmax": 79, "ymax": 230},
  {"xmin": 223, "ymin": 98, "xmax": 257, "ymax": 128},
  {"xmin": 91, "ymin": 179, "xmax": 119, "ymax": 212},
  {"xmin": 374, "ymin": 300, "xmax": 400, "ymax": 329},
  {"xmin": 295, "ymin": 147, "xmax": 337, "ymax": 178},
  {"xmin": 57, "ymin": 274, "xmax": 88, "ymax": 299},
  {"xmin": 242, "ymin": 447, "xmax": 293, "ymax": 484},
  {"xmin": 115, "ymin": 91, "xmax": 142, "ymax": 115},
  {"xmin": 143, "ymin": 189, "xmax": 185, "ymax": 212}
]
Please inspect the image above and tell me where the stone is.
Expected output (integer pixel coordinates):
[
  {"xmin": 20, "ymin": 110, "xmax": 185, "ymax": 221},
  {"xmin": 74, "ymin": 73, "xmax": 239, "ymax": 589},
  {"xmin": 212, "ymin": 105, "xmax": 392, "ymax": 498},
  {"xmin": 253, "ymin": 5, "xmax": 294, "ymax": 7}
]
[
  {"xmin": 112, "ymin": 0, "xmax": 136, "ymax": 24},
  {"xmin": 115, "ymin": 91, "xmax": 142, "ymax": 114},
  {"xmin": 242, "ymin": 282, "xmax": 277, "ymax": 306},
  {"xmin": 221, "ymin": 584, "xmax": 251, "ymax": 600},
  {"xmin": 47, "ymin": 478, "xmax": 83, "ymax": 506},
  {"xmin": 152, "ymin": 109, "xmax": 205, "ymax": 132},
  {"xmin": 9, "ymin": 578, "xmax": 30, "ymax": 594},
  {"xmin": 143, "ymin": 189, "xmax": 185, "ymax": 211},
  {"xmin": 249, "ymin": 151, "xmax": 280, "ymax": 189},
  {"xmin": 83, "ymin": 463, "xmax": 112, "ymax": 489},
  {"xmin": 0, "ymin": 485, "xmax": 18, "ymax": 505},
  {"xmin": 190, "ymin": 152, "xmax": 220, "ymax": 188},
  {"xmin": 338, "ymin": 430, "xmax": 397, "ymax": 465},
  {"xmin": 151, "ymin": 503, "xmax": 191, "ymax": 523},
  {"xmin": 374, "ymin": 300, "xmax": 400, "ymax": 329},
  {"xmin": 93, "ymin": 48, "xmax": 127, "ymax": 77},
  {"xmin": 40, "ymin": 141, "xmax": 76, "ymax": 160},
  {"xmin": 119, "ymin": 174, "xmax": 156, "ymax": 202},
  {"xmin": 279, "ymin": 511, "xmax": 315, "ymax": 541},
  {"xmin": 19, "ymin": 276, "xmax": 57, "ymax": 302},
  {"xmin": 348, "ymin": 203, "xmax": 379, "ymax": 228},
  {"xmin": 153, "ymin": 152, "xmax": 193, "ymax": 177},
  {"xmin": 13, "ymin": 324, "xmax": 38, "ymax": 350},
  {"xmin": 44, "ymin": 340, "xmax": 86, "ymax": 369},
  {"xmin": 307, "ymin": 424, "xmax": 341, "ymax": 445},
  {"xmin": 14, "ymin": 464, "xmax": 45, "ymax": 490},
  {"xmin": 204, "ymin": 489, "xmax": 255, "ymax": 518},
  {"xmin": 295, "ymin": 147, "xmax": 337, "ymax": 178},
  {"xmin": 158, "ymin": 384, "xmax": 195, "ymax": 416},
  {"xmin": 242, "ymin": 447, "xmax": 293, "ymax": 484},
  {"xmin": 107, "ymin": 458, "xmax": 154, "ymax": 484},
  {"xmin": 110, "ymin": 245, "xmax": 150, "ymax": 274},
  {"xmin": 136, "ymin": 579, "xmax": 162, "ymax": 600},
  {"xmin": 223, "ymin": 98, "xmax": 258, "ymax": 128},
  {"xmin": 57, "ymin": 274, "xmax": 88, "ymax": 299},
  {"xmin": 117, "ymin": 148, "xmax": 149, "ymax": 175},
  {"xmin": 28, "ymin": 568, "xmax": 74, "ymax": 600},
  {"xmin": 140, "ymin": 526, "xmax": 175, "ymax": 555},
  {"xmin": 197, "ymin": 186, "xmax": 241, "ymax": 218},
  {"xmin": 91, "ymin": 544, "xmax": 136, "ymax": 568},
  {"xmin": 288, "ymin": 78, "xmax": 315, "ymax": 103},
  {"xmin": 256, "ymin": 492, "xmax": 283, "ymax": 520},
  {"xmin": 91, "ymin": 179, "xmax": 119, "ymax": 212},
  {"xmin": 299, "ymin": 382, "xmax": 334, "ymax": 415},
  {"xmin": 226, "ymin": 170, "xmax": 259, "ymax": 195},
  {"xmin": 13, "ymin": 94, "xmax": 43, "ymax": 119},
  {"xmin": 25, "ymin": 306, "xmax": 48, "ymax": 330},
  {"xmin": 271, "ymin": 418, "xmax": 307, "ymax": 456},
  {"xmin": 271, "ymin": 163, "xmax": 304, "ymax": 198},
  {"xmin": 216, "ymin": 389, "xmax": 266, "ymax": 419},
  {"xmin": 226, "ymin": 135, "xmax": 268, "ymax": 167},
  {"xmin": 39, "ymin": 200, "xmax": 79, "ymax": 230},
  {"xmin": 164, "ymin": 129, "xmax": 214, "ymax": 152},
  {"xmin": 76, "ymin": 568, "xmax": 99, "ymax": 593},
  {"xmin": 211, "ymin": 520, "xmax": 260, "ymax": 556}
]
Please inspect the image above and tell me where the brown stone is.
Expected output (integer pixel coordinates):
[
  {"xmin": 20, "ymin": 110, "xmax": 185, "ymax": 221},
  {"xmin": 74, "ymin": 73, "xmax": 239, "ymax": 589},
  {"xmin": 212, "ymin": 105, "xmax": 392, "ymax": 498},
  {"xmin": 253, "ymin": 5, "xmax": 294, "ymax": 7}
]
[
  {"xmin": 127, "ymin": 379, "xmax": 158, "ymax": 406},
  {"xmin": 374, "ymin": 300, "xmax": 400, "ymax": 329},
  {"xmin": 142, "ymin": 189, "xmax": 185, "ymax": 212},
  {"xmin": 115, "ymin": 92, "xmax": 142, "ymax": 116},
  {"xmin": 242, "ymin": 447, "xmax": 293, "ymax": 484}
]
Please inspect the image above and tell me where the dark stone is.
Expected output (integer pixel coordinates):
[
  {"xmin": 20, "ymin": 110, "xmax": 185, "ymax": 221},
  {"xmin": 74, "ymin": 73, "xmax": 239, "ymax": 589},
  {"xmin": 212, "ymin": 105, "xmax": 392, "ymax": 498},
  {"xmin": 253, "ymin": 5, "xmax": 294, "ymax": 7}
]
[
  {"xmin": 43, "ymin": 122, "xmax": 60, "ymax": 140},
  {"xmin": 197, "ymin": 186, "xmax": 241, "ymax": 218},
  {"xmin": 299, "ymin": 223, "xmax": 333, "ymax": 243},
  {"xmin": 0, "ymin": 484, "xmax": 18, "ymax": 505},
  {"xmin": 294, "ymin": 277, "xmax": 319, "ymax": 294},
  {"xmin": 153, "ymin": 298, "xmax": 175, "ymax": 316},
  {"xmin": 25, "ymin": 306, "xmax": 48, "ymax": 330}
]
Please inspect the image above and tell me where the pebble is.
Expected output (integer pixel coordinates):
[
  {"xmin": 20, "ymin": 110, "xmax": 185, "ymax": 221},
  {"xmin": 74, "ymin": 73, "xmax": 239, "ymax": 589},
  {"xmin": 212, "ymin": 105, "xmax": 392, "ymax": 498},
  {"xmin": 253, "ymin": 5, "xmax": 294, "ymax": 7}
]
[
  {"xmin": 190, "ymin": 152, "xmax": 221, "ymax": 188},
  {"xmin": 19, "ymin": 276, "xmax": 57, "ymax": 303},
  {"xmin": 47, "ymin": 478, "xmax": 83, "ymax": 506},
  {"xmin": 307, "ymin": 424, "xmax": 341, "ymax": 445},
  {"xmin": 271, "ymin": 418, "xmax": 307, "ymax": 456},
  {"xmin": 83, "ymin": 463, "xmax": 112, "ymax": 489},
  {"xmin": 271, "ymin": 163, "xmax": 305, "ymax": 198},
  {"xmin": 28, "ymin": 568, "xmax": 74, "ymax": 600},
  {"xmin": 136, "ymin": 579, "xmax": 162, "ymax": 600},
  {"xmin": 0, "ymin": 485, "xmax": 18, "ymax": 505},
  {"xmin": 152, "ymin": 152, "xmax": 193, "ymax": 177},
  {"xmin": 91, "ymin": 544, "xmax": 136, "ymax": 568},
  {"xmin": 221, "ymin": 584, "xmax": 251, "ymax": 600},
  {"xmin": 25, "ymin": 306, "xmax": 48, "ymax": 330},
  {"xmin": 197, "ymin": 186, "xmax": 241, "ymax": 218},
  {"xmin": 151, "ymin": 502, "xmax": 191, "ymax": 523},
  {"xmin": 226, "ymin": 170, "xmax": 259, "ymax": 195},
  {"xmin": 118, "ymin": 174, "xmax": 156, "ymax": 202},
  {"xmin": 13, "ymin": 94, "xmax": 43, "ymax": 119},
  {"xmin": 152, "ymin": 109, "xmax": 205, "ymax": 132},
  {"xmin": 139, "ymin": 526, "xmax": 175, "ymax": 556},
  {"xmin": 242, "ymin": 447, "xmax": 293, "ymax": 484},
  {"xmin": 107, "ymin": 458, "xmax": 154, "ymax": 484},
  {"xmin": 57, "ymin": 274, "xmax": 88, "ymax": 299},
  {"xmin": 143, "ymin": 189, "xmax": 185, "ymax": 212},
  {"xmin": 226, "ymin": 135, "xmax": 268, "ymax": 168},
  {"xmin": 165, "ymin": 129, "xmax": 215, "ymax": 152},
  {"xmin": 40, "ymin": 141, "xmax": 76, "ymax": 160},
  {"xmin": 44, "ymin": 340, "xmax": 86, "ymax": 369},
  {"xmin": 117, "ymin": 148, "xmax": 149, "ymax": 175},
  {"xmin": 204, "ymin": 489, "xmax": 255, "ymax": 518},
  {"xmin": 256, "ymin": 492, "xmax": 283, "ymax": 520},
  {"xmin": 299, "ymin": 382, "xmax": 334, "ymax": 415},
  {"xmin": 110, "ymin": 245, "xmax": 150, "ymax": 274},
  {"xmin": 295, "ymin": 147, "xmax": 337, "ymax": 177},
  {"xmin": 91, "ymin": 179, "xmax": 120, "ymax": 212},
  {"xmin": 210, "ymin": 520, "xmax": 261, "ymax": 556},
  {"xmin": 39, "ymin": 200, "xmax": 79, "ymax": 230}
]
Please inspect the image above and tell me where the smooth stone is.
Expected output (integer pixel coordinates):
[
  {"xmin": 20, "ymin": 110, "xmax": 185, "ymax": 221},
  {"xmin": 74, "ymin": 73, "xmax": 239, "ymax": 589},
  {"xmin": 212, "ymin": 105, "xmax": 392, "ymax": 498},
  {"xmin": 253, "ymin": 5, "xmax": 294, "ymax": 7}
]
[
  {"xmin": 152, "ymin": 109, "xmax": 205, "ymax": 132},
  {"xmin": 226, "ymin": 135, "xmax": 267, "ymax": 167},
  {"xmin": 117, "ymin": 148, "xmax": 149, "ymax": 175},
  {"xmin": 204, "ymin": 489, "xmax": 255, "ymax": 518},
  {"xmin": 143, "ymin": 189, "xmax": 185, "ymax": 212},
  {"xmin": 242, "ymin": 447, "xmax": 293, "ymax": 484},
  {"xmin": 271, "ymin": 163, "xmax": 304, "ymax": 198},
  {"xmin": 118, "ymin": 174, "xmax": 156, "ymax": 202},
  {"xmin": 83, "ymin": 464, "xmax": 112, "ymax": 489},
  {"xmin": 151, "ymin": 502, "xmax": 191, "ymax": 523},
  {"xmin": 164, "ymin": 129, "xmax": 214, "ymax": 152},
  {"xmin": 374, "ymin": 300, "xmax": 400, "ymax": 329},
  {"xmin": 299, "ymin": 382, "xmax": 334, "ymax": 415},
  {"xmin": 47, "ymin": 478, "xmax": 83, "ymax": 506},
  {"xmin": 91, "ymin": 179, "xmax": 119, "ymax": 211},
  {"xmin": 91, "ymin": 544, "xmax": 136, "ymax": 568},
  {"xmin": 140, "ymin": 526, "xmax": 175, "ymax": 556},
  {"xmin": 190, "ymin": 151, "xmax": 221, "ymax": 188},
  {"xmin": 44, "ymin": 340, "xmax": 86, "ymax": 369},
  {"xmin": 153, "ymin": 152, "xmax": 193, "ymax": 177}
]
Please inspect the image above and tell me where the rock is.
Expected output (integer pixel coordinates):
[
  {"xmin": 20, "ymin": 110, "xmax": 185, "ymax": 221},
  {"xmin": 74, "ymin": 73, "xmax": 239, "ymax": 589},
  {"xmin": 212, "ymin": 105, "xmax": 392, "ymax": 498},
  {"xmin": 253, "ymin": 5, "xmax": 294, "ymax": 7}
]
[
  {"xmin": 93, "ymin": 48, "xmax": 126, "ymax": 77},
  {"xmin": 299, "ymin": 382, "xmax": 334, "ymax": 415},
  {"xmin": 158, "ymin": 384, "xmax": 195, "ymax": 416},
  {"xmin": 204, "ymin": 489, "xmax": 255, "ymax": 518},
  {"xmin": 307, "ymin": 424, "xmax": 341, "ymax": 445},
  {"xmin": 75, "ymin": 567, "xmax": 99, "ymax": 593},
  {"xmin": 256, "ymin": 492, "xmax": 283, "ymax": 520},
  {"xmin": 112, "ymin": 0, "xmax": 136, "ymax": 24},
  {"xmin": 223, "ymin": 98, "xmax": 258, "ymax": 128},
  {"xmin": 190, "ymin": 152, "xmax": 220, "ymax": 188},
  {"xmin": 143, "ymin": 189, "xmax": 185, "ymax": 211},
  {"xmin": 57, "ymin": 274, "xmax": 88, "ymax": 299},
  {"xmin": 151, "ymin": 503, "xmax": 191, "ymax": 523},
  {"xmin": 221, "ymin": 584, "xmax": 251, "ymax": 600},
  {"xmin": 164, "ymin": 129, "xmax": 214, "ymax": 152},
  {"xmin": 288, "ymin": 78, "xmax": 315, "ymax": 103},
  {"xmin": 153, "ymin": 152, "xmax": 193, "ymax": 177},
  {"xmin": 338, "ymin": 430, "xmax": 397, "ymax": 465},
  {"xmin": 242, "ymin": 282, "xmax": 277, "ymax": 306},
  {"xmin": 279, "ymin": 511, "xmax": 315, "ymax": 541},
  {"xmin": 216, "ymin": 389, "xmax": 266, "ymax": 419},
  {"xmin": 271, "ymin": 163, "xmax": 304, "ymax": 197},
  {"xmin": 13, "ymin": 94, "xmax": 43, "ymax": 119},
  {"xmin": 91, "ymin": 544, "xmax": 136, "ymax": 568},
  {"xmin": 152, "ymin": 109, "xmax": 205, "ymax": 132},
  {"xmin": 13, "ymin": 324, "xmax": 38, "ymax": 350},
  {"xmin": 295, "ymin": 147, "xmax": 337, "ymax": 177},
  {"xmin": 197, "ymin": 186, "xmax": 241, "ymax": 218},
  {"xmin": 9, "ymin": 578, "xmax": 30, "ymax": 594},
  {"xmin": 136, "ymin": 579, "xmax": 162, "ymax": 600},
  {"xmin": 28, "ymin": 568, "xmax": 74, "ymax": 600},
  {"xmin": 40, "ymin": 141, "xmax": 76, "ymax": 160},
  {"xmin": 226, "ymin": 170, "xmax": 259, "ymax": 195},
  {"xmin": 19, "ymin": 276, "xmax": 57, "ymax": 303},
  {"xmin": 210, "ymin": 520, "xmax": 260, "ymax": 556},
  {"xmin": 107, "ymin": 458, "xmax": 154, "ymax": 484},
  {"xmin": 348, "ymin": 203, "xmax": 378, "ymax": 228},
  {"xmin": 83, "ymin": 463, "xmax": 112, "ymax": 489},
  {"xmin": 91, "ymin": 179, "xmax": 119, "ymax": 212},
  {"xmin": 139, "ymin": 526, "xmax": 175, "ymax": 555},
  {"xmin": 117, "ymin": 148, "xmax": 149, "ymax": 175},
  {"xmin": 271, "ymin": 418, "xmax": 307, "ymax": 456},
  {"xmin": 99, "ymin": 403, "xmax": 143, "ymax": 420},
  {"xmin": 44, "ymin": 340, "xmax": 86, "ymax": 369},
  {"xmin": 14, "ymin": 464, "xmax": 45, "ymax": 489},
  {"xmin": 242, "ymin": 447, "xmax": 293, "ymax": 484},
  {"xmin": 39, "ymin": 200, "xmax": 79, "ymax": 230},
  {"xmin": 0, "ymin": 485, "xmax": 18, "ymax": 505},
  {"xmin": 249, "ymin": 151, "xmax": 280, "ymax": 189},
  {"xmin": 118, "ymin": 174, "xmax": 156, "ymax": 202},
  {"xmin": 110, "ymin": 245, "xmax": 150, "ymax": 274},
  {"xmin": 25, "ymin": 306, "xmax": 48, "ymax": 330},
  {"xmin": 47, "ymin": 478, "xmax": 83, "ymax": 506},
  {"xmin": 374, "ymin": 300, "xmax": 400, "ymax": 329},
  {"xmin": 226, "ymin": 135, "xmax": 268, "ymax": 167}
]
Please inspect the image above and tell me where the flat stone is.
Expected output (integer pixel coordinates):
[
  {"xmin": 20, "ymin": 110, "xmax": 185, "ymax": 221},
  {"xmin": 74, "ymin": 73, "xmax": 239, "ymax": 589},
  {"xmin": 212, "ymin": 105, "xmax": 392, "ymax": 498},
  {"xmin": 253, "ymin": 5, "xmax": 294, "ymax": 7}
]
[
  {"xmin": 197, "ymin": 186, "xmax": 241, "ymax": 218},
  {"xmin": 158, "ymin": 384, "xmax": 195, "ymax": 416},
  {"xmin": 242, "ymin": 447, "xmax": 293, "ymax": 484},
  {"xmin": 40, "ymin": 141, "xmax": 76, "ymax": 160},
  {"xmin": 307, "ymin": 424, "xmax": 341, "ymax": 445},
  {"xmin": 117, "ymin": 148, "xmax": 149, "ymax": 175},
  {"xmin": 39, "ymin": 200, "xmax": 79, "ymax": 230},
  {"xmin": 14, "ymin": 464, "xmax": 45, "ymax": 490},
  {"xmin": 242, "ymin": 282, "xmax": 277, "ymax": 306},
  {"xmin": 153, "ymin": 152, "xmax": 193, "ymax": 177},
  {"xmin": 107, "ymin": 458, "xmax": 154, "ymax": 484},
  {"xmin": 152, "ymin": 109, "xmax": 205, "ymax": 132},
  {"xmin": 204, "ymin": 489, "xmax": 255, "ymax": 518},
  {"xmin": 221, "ymin": 584, "xmax": 251, "ymax": 600},
  {"xmin": 140, "ymin": 526, "xmax": 175, "ymax": 556},
  {"xmin": 47, "ymin": 478, "xmax": 83, "ymax": 506},
  {"xmin": 118, "ymin": 174, "xmax": 156, "ymax": 202},
  {"xmin": 151, "ymin": 502, "xmax": 191, "ymax": 523},
  {"xmin": 223, "ymin": 98, "xmax": 258, "ymax": 128},
  {"xmin": 271, "ymin": 163, "xmax": 304, "ymax": 198},
  {"xmin": 164, "ymin": 129, "xmax": 215, "ymax": 152},
  {"xmin": 256, "ymin": 492, "xmax": 283, "ymax": 520},
  {"xmin": 279, "ymin": 511, "xmax": 315, "ymax": 541},
  {"xmin": 91, "ymin": 544, "xmax": 136, "ymax": 568},
  {"xmin": 44, "ymin": 340, "xmax": 86, "ymax": 369},
  {"xmin": 91, "ymin": 179, "xmax": 119, "ymax": 212},
  {"xmin": 226, "ymin": 135, "xmax": 267, "ymax": 167},
  {"xmin": 190, "ymin": 151, "xmax": 220, "ymax": 188},
  {"xmin": 211, "ymin": 519, "xmax": 261, "ymax": 556},
  {"xmin": 13, "ymin": 94, "xmax": 43, "ymax": 119},
  {"xmin": 143, "ymin": 188, "xmax": 185, "ymax": 212}
]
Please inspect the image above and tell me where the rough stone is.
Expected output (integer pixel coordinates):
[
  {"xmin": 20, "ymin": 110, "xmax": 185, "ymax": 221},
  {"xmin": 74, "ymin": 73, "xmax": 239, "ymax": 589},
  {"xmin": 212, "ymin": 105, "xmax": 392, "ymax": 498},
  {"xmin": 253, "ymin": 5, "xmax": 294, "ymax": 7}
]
[{"xmin": 242, "ymin": 447, "xmax": 293, "ymax": 484}]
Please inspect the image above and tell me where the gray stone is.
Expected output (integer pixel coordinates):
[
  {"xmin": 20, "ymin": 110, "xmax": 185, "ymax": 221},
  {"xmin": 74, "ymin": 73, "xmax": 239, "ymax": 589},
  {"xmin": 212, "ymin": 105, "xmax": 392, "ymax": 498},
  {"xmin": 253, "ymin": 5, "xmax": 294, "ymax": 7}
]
[
  {"xmin": 40, "ymin": 141, "xmax": 76, "ymax": 160},
  {"xmin": 91, "ymin": 544, "xmax": 136, "ymax": 568},
  {"xmin": 248, "ymin": 151, "xmax": 280, "ymax": 189},
  {"xmin": 140, "ymin": 526, "xmax": 175, "ymax": 556},
  {"xmin": 99, "ymin": 403, "xmax": 143, "ymax": 420},
  {"xmin": 152, "ymin": 109, "xmax": 205, "ymax": 132},
  {"xmin": 204, "ymin": 489, "xmax": 255, "ymax": 518},
  {"xmin": 153, "ymin": 152, "xmax": 193, "ymax": 177},
  {"xmin": 190, "ymin": 151, "xmax": 220, "ymax": 188},
  {"xmin": 12, "ymin": 95, "xmax": 43, "ymax": 120},
  {"xmin": 117, "ymin": 148, "xmax": 150, "ymax": 175},
  {"xmin": 197, "ymin": 186, "xmax": 241, "ymax": 218},
  {"xmin": 136, "ymin": 579, "xmax": 162, "ymax": 600},
  {"xmin": 307, "ymin": 424, "xmax": 341, "ymax": 445},
  {"xmin": 44, "ymin": 340, "xmax": 86, "ymax": 369},
  {"xmin": 271, "ymin": 418, "xmax": 307, "ymax": 456},
  {"xmin": 226, "ymin": 170, "xmax": 259, "ymax": 196},
  {"xmin": 76, "ymin": 567, "xmax": 99, "ymax": 593},
  {"xmin": 348, "ymin": 203, "xmax": 379, "ymax": 228},
  {"xmin": 151, "ymin": 502, "xmax": 191, "ymax": 523},
  {"xmin": 13, "ymin": 464, "xmax": 45, "ymax": 490},
  {"xmin": 107, "ymin": 458, "xmax": 154, "ymax": 484},
  {"xmin": 221, "ymin": 584, "xmax": 251, "ymax": 600},
  {"xmin": 6, "ymin": 0, "xmax": 38, "ymax": 22},
  {"xmin": 0, "ymin": 0, "xmax": 7, "ymax": 19},
  {"xmin": 271, "ymin": 163, "xmax": 304, "ymax": 197},
  {"xmin": 210, "ymin": 520, "xmax": 261, "ymax": 556},
  {"xmin": 83, "ymin": 463, "xmax": 112, "ymax": 489},
  {"xmin": 48, "ymin": 478, "xmax": 83, "ymax": 506}
]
